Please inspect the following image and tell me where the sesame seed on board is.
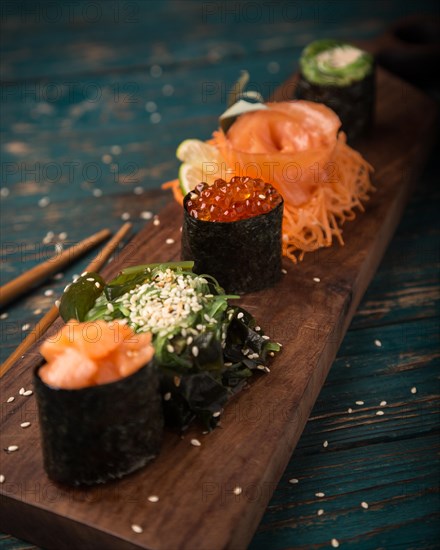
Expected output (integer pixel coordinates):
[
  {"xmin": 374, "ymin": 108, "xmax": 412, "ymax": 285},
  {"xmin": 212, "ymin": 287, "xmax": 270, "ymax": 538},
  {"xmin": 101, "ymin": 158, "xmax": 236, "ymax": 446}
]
[
  {"xmin": 7, "ymin": 445, "xmax": 19, "ymax": 453},
  {"xmin": 361, "ymin": 501, "xmax": 369, "ymax": 509},
  {"xmin": 147, "ymin": 495, "xmax": 159, "ymax": 502},
  {"xmin": 6, "ymin": 397, "xmax": 14, "ymax": 403},
  {"xmin": 190, "ymin": 439, "xmax": 201, "ymax": 447},
  {"xmin": 315, "ymin": 492, "xmax": 325, "ymax": 498},
  {"xmin": 317, "ymin": 509, "xmax": 324, "ymax": 516},
  {"xmin": 411, "ymin": 386, "xmax": 417, "ymax": 394},
  {"xmin": 131, "ymin": 524, "xmax": 143, "ymax": 534},
  {"xmin": 313, "ymin": 277, "xmax": 321, "ymax": 282},
  {"xmin": 20, "ymin": 422, "xmax": 31, "ymax": 428},
  {"xmin": 289, "ymin": 478, "xmax": 299, "ymax": 484},
  {"xmin": 374, "ymin": 339, "xmax": 382, "ymax": 347},
  {"xmin": 331, "ymin": 539, "xmax": 340, "ymax": 548},
  {"xmin": 0, "ymin": 475, "xmax": 5, "ymax": 483}
]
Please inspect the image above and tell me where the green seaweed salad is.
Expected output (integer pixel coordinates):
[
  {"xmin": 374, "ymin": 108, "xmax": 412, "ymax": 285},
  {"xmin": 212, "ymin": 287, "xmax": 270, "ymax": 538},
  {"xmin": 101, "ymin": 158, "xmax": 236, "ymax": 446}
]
[{"xmin": 59, "ymin": 262, "xmax": 281, "ymax": 431}]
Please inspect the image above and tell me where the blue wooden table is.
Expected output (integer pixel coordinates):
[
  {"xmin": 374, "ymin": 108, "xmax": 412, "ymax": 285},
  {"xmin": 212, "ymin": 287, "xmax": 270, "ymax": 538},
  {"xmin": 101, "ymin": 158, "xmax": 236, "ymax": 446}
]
[{"xmin": 1, "ymin": 1, "xmax": 439, "ymax": 548}]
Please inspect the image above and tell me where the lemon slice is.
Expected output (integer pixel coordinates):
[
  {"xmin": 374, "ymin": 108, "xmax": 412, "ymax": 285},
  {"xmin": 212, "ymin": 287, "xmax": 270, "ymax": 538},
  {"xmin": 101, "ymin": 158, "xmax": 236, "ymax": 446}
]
[{"xmin": 176, "ymin": 139, "xmax": 224, "ymax": 195}]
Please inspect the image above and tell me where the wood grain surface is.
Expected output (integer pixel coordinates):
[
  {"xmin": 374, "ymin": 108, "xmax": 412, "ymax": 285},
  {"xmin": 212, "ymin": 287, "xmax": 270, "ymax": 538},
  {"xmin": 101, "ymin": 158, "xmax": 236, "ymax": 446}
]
[{"xmin": 0, "ymin": 67, "xmax": 437, "ymax": 550}]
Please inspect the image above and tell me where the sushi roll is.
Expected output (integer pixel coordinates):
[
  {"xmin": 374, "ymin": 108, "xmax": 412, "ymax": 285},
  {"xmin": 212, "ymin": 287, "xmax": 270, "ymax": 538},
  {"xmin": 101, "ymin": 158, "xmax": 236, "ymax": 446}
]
[
  {"xmin": 296, "ymin": 39, "xmax": 375, "ymax": 140},
  {"xmin": 34, "ymin": 320, "xmax": 163, "ymax": 486},
  {"xmin": 181, "ymin": 176, "xmax": 283, "ymax": 294}
]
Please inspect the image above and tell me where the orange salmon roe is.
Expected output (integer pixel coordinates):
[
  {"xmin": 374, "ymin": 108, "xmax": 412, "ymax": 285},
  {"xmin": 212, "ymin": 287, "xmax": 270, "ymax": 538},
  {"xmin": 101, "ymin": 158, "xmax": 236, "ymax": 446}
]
[{"xmin": 186, "ymin": 176, "xmax": 282, "ymax": 222}]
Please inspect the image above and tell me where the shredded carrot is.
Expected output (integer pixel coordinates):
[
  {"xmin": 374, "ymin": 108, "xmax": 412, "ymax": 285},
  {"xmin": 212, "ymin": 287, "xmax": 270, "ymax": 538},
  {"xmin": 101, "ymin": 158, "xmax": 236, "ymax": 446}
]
[{"xmin": 162, "ymin": 179, "xmax": 183, "ymax": 205}]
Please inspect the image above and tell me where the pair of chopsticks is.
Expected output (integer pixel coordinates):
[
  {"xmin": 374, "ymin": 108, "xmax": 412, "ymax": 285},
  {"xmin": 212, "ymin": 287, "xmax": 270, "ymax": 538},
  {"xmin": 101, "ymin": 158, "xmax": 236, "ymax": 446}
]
[{"xmin": 0, "ymin": 223, "xmax": 132, "ymax": 378}]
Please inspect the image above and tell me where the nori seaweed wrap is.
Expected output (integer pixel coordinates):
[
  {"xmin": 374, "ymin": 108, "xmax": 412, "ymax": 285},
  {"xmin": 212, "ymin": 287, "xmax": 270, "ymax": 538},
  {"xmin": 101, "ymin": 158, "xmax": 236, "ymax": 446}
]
[
  {"xmin": 181, "ymin": 177, "xmax": 283, "ymax": 294},
  {"xmin": 296, "ymin": 39, "xmax": 375, "ymax": 140},
  {"xmin": 34, "ymin": 360, "xmax": 163, "ymax": 486}
]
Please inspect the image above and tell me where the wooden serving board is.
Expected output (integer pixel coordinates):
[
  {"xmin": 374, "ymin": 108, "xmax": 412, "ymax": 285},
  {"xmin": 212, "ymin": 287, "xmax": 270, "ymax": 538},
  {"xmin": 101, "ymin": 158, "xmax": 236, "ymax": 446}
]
[{"xmin": 0, "ymin": 68, "xmax": 437, "ymax": 550}]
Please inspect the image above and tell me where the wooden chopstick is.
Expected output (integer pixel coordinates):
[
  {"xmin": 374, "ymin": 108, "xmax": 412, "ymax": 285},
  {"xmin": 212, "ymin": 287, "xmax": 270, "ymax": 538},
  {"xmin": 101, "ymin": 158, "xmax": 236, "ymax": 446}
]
[
  {"xmin": 0, "ymin": 223, "xmax": 132, "ymax": 378},
  {"xmin": 0, "ymin": 229, "xmax": 111, "ymax": 309}
]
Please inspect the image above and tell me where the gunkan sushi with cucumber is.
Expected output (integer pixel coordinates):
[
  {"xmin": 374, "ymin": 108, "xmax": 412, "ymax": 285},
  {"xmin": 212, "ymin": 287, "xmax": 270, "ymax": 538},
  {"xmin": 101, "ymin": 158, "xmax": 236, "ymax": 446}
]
[{"xmin": 296, "ymin": 39, "xmax": 375, "ymax": 140}]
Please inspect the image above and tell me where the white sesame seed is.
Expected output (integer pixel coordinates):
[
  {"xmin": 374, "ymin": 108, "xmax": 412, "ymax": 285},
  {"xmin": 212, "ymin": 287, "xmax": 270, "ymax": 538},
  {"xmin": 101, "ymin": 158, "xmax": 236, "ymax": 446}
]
[
  {"xmin": 93, "ymin": 188, "xmax": 103, "ymax": 197},
  {"xmin": 121, "ymin": 212, "xmax": 131, "ymax": 221},
  {"xmin": 0, "ymin": 475, "xmax": 5, "ymax": 483},
  {"xmin": 55, "ymin": 300, "xmax": 60, "ymax": 308},
  {"xmin": 162, "ymin": 84, "xmax": 174, "ymax": 96},
  {"xmin": 317, "ymin": 509, "xmax": 324, "ymax": 516},
  {"xmin": 331, "ymin": 539, "xmax": 339, "ymax": 548},
  {"xmin": 281, "ymin": 268, "xmax": 287, "ymax": 274},
  {"xmin": 7, "ymin": 445, "xmax": 19, "ymax": 452},
  {"xmin": 19, "ymin": 388, "xmax": 25, "ymax": 395},
  {"xmin": 20, "ymin": 422, "xmax": 31, "ymax": 428},
  {"xmin": 374, "ymin": 339, "xmax": 382, "ymax": 347},
  {"xmin": 237, "ymin": 312, "xmax": 244, "ymax": 320},
  {"xmin": 166, "ymin": 344, "xmax": 174, "ymax": 353},
  {"xmin": 147, "ymin": 495, "xmax": 159, "ymax": 502},
  {"xmin": 315, "ymin": 492, "xmax": 325, "ymax": 498},
  {"xmin": 38, "ymin": 197, "xmax": 50, "ymax": 208},
  {"xmin": 1, "ymin": 312, "xmax": 9, "ymax": 319},
  {"xmin": 255, "ymin": 326, "xmax": 261, "ymax": 331},
  {"xmin": 107, "ymin": 303, "xmax": 114, "ymax": 312},
  {"xmin": 411, "ymin": 386, "xmax": 417, "ymax": 394},
  {"xmin": 313, "ymin": 277, "xmax": 321, "ymax": 282},
  {"xmin": 150, "ymin": 65, "xmax": 162, "ymax": 78},
  {"xmin": 163, "ymin": 392, "xmax": 171, "ymax": 401},
  {"xmin": 323, "ymin": 440, "xmax": 328, "ymax": 448},
  {"xmin": 153, "ymin": 218, "xmax": 160, "ymax": 226},
  {"xmin": 258, "ymin": 194, "xmax": 266, "ymax": 200},
  {"xmin": 53, "ymin": 272, "xmax": 64, "ymax": 280},
  {"xmin": 191, "ymin": 439, "xmax": 201, "ymax": 447},
  {"xmin": 95, "ymin": 282, "xmax": 101, "ymax": 288},
  {"xmin": 376, "ymin": 410, "xmax": 384, "ymax": 416},
  {"xmin": 58, "ymin": 232, "xmax": 67, "ymax": 241},
  {"xmin": 262, "ymin": 335, "xmax": 270, "ymax": 340},
  {"xmin": 21, "ymin": 324, "xmax": 30, "ymax": 331},
  {"xmin": 212, "ymin": 411, "xmax": 221, "ymax": 418},
  {"xmin": 131, "ymin": 524, "xmax": 143, "ymax": 534},
  {"xmin": 233, "ymin": 486, "xmax": 242, "ymax": 495},
  {"xmin": 23, "ymin": 390, "xmax": 33, "ymax": 396},
  {"xmin": 111, "ymin": 145, "xmax": 122, "ymax": 155},
  {"xmin": 141, "ymin": 211, "xmax": 153, "ymax": 220},
  {"xmin": 165, "ymin": 238, "xmax": 175, "ymax": 245},
  {"xmin": 348, "ymin": 408, "xmax": 353, "ymax": 413},
  {"xmin": 380, "ymin": 401, "xmax": 387, "ymax": 407},
  {"xmin": 33, "ymin": 308, "xmax": 42, "ymax": 315},
  {"xmin": 150, "ymin": 112, "xmax": 162, "ymax": 124},
  {"xmin": 86, "ymin": 277, "xmax": 95, "ymax": 282},
  {"xmin": 289, "ymin": 478, "xmax": 299, "ymax": 484},
  {"xmin": 361, "ymin": 501, "xmax": 369, "ymax": 509},
  {"xmin": 355, "ymin": 400, "xmax": 364, "ymax": 406},
  {"xmin": 145, "ymin": 101, "xmax": 157, "ymax": 112},
  {"xmin": 134, "ymin": 186, "xmax": 144, "ymax": 195},
  {"xmin": 6, "ymin": 397, "xmax": 14, "ymax": 403},
  {"xmin": 192, "ymin": 346, "xmax": 199, "ymax": 357}
]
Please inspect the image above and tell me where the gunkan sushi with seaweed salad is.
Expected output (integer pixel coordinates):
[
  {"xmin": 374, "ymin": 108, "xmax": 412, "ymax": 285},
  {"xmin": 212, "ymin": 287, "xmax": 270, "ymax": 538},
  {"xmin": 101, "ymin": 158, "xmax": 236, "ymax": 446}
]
[
  {"xmin": 181, "ymin": 176, "xmax": 284, "ymax": 294},
  {"xmin": 296, "ymin": 39, "xmax": 375, "ymax": 140},
  {"xmin": 35, "ymin": 320, "xmax": 163, "ymax": 486},
  {"xmin": 57, "ymin": 263, "xmax": 281, "ymax": 432}
]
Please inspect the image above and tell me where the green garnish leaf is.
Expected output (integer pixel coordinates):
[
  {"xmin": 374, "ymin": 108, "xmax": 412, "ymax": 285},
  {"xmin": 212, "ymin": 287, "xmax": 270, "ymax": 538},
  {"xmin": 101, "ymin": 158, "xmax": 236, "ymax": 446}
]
[{"xmin": 59, "ymin": 272, "xmax": 105, "ymax": 322}]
